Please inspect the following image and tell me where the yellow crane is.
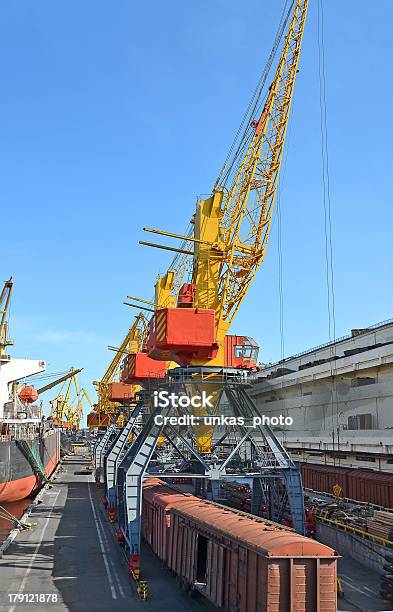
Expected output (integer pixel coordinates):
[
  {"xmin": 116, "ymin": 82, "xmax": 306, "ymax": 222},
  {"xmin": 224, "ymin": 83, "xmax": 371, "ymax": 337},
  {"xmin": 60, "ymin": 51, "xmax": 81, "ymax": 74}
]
[
  {"xmin": 64, "ymin": 387, "xmax": 92, "ymax": 430},
  {"xmin": 89, "ymin": 313, "xmax": 148, "ymax": 428},
  {"xmin": 143, "ymin": 0, "xmax": 308, "ymax": 367},
  {"xmin": 49, "ymin": 374, "xmax": 77, "ymax": 426},
  {"xmin": 50, "ymin": 374, "xmax": 91, "ymax": 430}
]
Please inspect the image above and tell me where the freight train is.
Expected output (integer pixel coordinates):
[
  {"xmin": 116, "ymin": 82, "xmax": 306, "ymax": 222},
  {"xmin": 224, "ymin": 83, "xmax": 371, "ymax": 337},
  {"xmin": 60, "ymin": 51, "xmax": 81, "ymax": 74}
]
[
  {"xmin": 141, "ymin": 478, "xmax": 337, "ymax": 612},
  {"xmin": 301, "ymin": 463, "xmax": 393, "ymax": 508}
]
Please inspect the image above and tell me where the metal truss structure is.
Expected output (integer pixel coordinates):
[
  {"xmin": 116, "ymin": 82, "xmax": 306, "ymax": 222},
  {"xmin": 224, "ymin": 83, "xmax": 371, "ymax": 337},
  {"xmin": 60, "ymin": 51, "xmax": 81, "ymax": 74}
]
[
  {"xmin": 109, "ymin": 367, "xmax": 305, "ymax": 574},
  {"xmin": 104, "ymin": 404, "xmax": 142, "ymax": 508},
  {"xmin": 93, "ymin": 424, "xmax": 117, "ymax": 483}
]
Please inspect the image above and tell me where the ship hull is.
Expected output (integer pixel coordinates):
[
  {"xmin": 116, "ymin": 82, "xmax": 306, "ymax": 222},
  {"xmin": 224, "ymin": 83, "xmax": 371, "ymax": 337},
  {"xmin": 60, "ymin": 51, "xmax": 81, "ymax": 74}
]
[{"xmin": 0, "ymin": 428, "xmax": 60, "ymax": 502}]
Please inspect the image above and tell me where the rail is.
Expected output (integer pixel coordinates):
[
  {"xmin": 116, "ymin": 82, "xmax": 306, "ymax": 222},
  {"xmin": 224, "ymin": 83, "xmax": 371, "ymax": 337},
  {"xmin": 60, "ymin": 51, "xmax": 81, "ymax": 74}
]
[{"xmin": 315, "ymin": 513, "xmax": 393, "ymax": 548}]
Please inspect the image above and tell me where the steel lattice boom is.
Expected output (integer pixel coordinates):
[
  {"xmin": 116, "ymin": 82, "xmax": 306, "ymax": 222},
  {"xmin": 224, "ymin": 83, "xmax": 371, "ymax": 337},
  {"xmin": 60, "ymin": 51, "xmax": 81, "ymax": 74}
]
[{"xmin": 217, "ymin": 0, "xmax": 308, "ymax": 327}]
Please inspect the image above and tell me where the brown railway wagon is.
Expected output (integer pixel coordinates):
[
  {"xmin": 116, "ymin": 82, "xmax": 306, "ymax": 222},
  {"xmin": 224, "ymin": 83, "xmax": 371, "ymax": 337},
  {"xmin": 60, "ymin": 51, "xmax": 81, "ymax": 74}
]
[
  {"xmin": 347, "ymin": 469, "xmax": 393, "ymax": 508},
  {"xmin": 142, "ymin": 478, "xmax": 337, "ymax": 612},
  {"xmin": 301, "ymin": 464, "xmax": 350, "ymax": 497},
  {"xmin": 141, "ymin": 477, "xmax": 193, "ymax": 560},
  {"xmin": 300, "ymin": 463, "xmax": 393, "ymax": 508}
]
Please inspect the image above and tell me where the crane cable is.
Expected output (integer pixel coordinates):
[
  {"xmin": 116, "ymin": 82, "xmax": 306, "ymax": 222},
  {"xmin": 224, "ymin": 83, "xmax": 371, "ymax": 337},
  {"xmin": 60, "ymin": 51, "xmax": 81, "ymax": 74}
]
[
  {"xmin": 317, "ymin": 0, "xmax": 340, "ymax": 460},
  {"xmin": 276, "ymin": 121, "xmax": 293, "ymax": 445},
  {"xmin": 277, "ymin": 185, "xmax": 286, "ymax": 443},
  {"xmin": 318, "ymin": 0, "xmax": 335, "ymax": 344}
]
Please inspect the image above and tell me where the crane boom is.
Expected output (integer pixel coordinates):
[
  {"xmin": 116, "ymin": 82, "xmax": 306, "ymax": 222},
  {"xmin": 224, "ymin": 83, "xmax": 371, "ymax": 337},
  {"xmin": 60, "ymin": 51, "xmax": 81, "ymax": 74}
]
[
  {"xmin": 216, "ymin": 0, "xmax": 308, "ymax": 328},
  {"xmin": 35, "ymin": 368, "xmax": 83, "ymax": 395}
]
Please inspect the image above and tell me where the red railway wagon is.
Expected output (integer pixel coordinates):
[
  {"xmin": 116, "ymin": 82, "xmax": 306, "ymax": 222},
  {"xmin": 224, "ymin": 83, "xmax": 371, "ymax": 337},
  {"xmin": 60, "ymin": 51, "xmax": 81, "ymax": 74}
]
[
  {"xmin": 142, "ymin": 479, "xmax": 337, "ymax": 612},
  {"xmin": 300, "ymin": 463, "xmax": 393, "ymax": 508}
]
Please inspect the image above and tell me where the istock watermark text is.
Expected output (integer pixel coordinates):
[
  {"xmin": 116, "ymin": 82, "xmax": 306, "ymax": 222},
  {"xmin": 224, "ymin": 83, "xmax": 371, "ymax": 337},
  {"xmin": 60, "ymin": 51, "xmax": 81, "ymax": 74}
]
[
  {"xmin": 153, "ymin": 390, "xmax": 214, "ymax": 409},
  {"xmin": 153, "ymin": 414, "xmax": 293, "ymax": 427}
]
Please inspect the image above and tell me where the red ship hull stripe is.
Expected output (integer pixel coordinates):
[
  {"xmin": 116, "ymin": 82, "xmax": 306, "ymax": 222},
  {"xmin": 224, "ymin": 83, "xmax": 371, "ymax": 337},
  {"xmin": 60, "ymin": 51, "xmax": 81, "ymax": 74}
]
[{"xmin": 0, "ymin": 448, "xmax": 60, "ymax": 503}]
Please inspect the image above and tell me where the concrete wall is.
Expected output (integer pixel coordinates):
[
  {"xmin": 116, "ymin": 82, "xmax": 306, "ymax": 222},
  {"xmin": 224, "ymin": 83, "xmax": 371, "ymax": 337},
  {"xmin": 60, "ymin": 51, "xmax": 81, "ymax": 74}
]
[
  {"xmin": 317, "ymin": 522, "xmax": 387, "ymax": 576},
  {"xmin": 249, "ymin": 321, "xmax": 393, "ymax": 460}
]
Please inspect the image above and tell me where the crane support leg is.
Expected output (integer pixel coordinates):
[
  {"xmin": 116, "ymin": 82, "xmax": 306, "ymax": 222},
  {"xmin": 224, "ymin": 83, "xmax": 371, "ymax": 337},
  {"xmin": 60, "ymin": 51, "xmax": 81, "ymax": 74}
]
[
  {"xmin": 283, "ymin": 467, "xmax": 305, "ymax": 535},
  {"xmin": 94, "ymin": 424, "xmax": 116, "ymax": 483},
  {"xmin": 159, "ymin": 368, "xmax": 306, "ymax": 535},
  {"xmin": 251, "ymin": 478, "xmax": 264, "ymax": 515},
  {"xmin": 118, "ymin": 406, "xmax": 172, "ymax": 578},
  {"xmin": 105, "ymin": 406, "xmax": 141, "ymax": 508}
]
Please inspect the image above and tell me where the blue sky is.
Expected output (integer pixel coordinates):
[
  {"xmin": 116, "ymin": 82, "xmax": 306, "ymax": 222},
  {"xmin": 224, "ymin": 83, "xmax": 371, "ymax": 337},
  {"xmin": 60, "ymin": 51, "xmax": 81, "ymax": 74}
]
[{"xmin": 1, "ymin": 1, "xmax": 392, "ymax": 422}]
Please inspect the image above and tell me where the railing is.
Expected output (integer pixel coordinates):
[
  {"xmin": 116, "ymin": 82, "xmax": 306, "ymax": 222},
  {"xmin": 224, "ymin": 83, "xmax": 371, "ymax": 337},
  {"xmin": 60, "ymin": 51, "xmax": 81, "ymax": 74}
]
[
  {"xmin": 1, "ymin": 425, "xmax": 37, "ymax": 441},
  {"xmin": 255, "ymin": 316, "xmax": 393, "ymax": 373},
  {"xmin": 315, "ymin": 512, "xmax": 393, "ymax": 548},
  {"xmin": 164, "ymin": 366, "xmax": 250, "ymax": 386},
  {"xmin": 139, "ymin": 367, "xmax": 250, "ymax": 393},
  {"xmin": 10, "ymin": 431, "xmax": 36, "ymax": 441}
]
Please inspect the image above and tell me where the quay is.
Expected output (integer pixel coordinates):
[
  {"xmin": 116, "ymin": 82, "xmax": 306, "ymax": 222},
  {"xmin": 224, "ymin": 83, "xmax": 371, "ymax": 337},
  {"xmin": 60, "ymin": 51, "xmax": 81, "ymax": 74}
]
[{"xmin": 0, "ymin": 456, "xmax": 215, "ymax": 612}]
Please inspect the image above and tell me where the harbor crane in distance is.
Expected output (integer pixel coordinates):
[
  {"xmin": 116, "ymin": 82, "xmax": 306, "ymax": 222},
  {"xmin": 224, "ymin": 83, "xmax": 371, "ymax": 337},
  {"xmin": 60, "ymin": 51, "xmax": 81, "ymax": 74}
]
[
  {"xmin": 88, "ymin": 313, "xmax": 149, "ymax": 429},
  {"xmin": 64, "ymin": 386, "xmax": 92, "ymax": 430},
  {"xmin": 49, "ymin": 370, "xmax": 90, "ymax": 429}
]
